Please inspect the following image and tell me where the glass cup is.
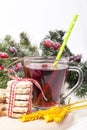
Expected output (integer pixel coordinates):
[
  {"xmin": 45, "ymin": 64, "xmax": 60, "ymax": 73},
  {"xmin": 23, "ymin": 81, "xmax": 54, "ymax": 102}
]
[{"xmin": 23, "ymin": 56, "xmax": 83, "ymax": 109}]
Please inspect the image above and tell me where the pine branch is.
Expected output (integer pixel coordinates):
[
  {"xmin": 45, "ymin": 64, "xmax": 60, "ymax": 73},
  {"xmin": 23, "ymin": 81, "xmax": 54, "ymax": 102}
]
[{"xmin": 0, "ymin": 32, "xmax": 39, "ymax": 89}]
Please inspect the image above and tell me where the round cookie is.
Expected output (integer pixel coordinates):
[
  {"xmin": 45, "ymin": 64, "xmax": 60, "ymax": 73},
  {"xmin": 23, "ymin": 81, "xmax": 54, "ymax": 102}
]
[
  {"xmin": 7, "ymin": 87, "xmax": 31, "ymax": 94},
  {"xmin": 6, "ymin": 110, "xmax": 25, "ymax": 118},
  {"xmin": 6, "ymin": 92, "xmax": 32, "ymax": 100},
  {"xmin": 13, "ymin": 107, "xmax": 28, "ymax": 113},
  {"xmin": 7, "ymin": 80, "xmax": 33, "ymax": 89},
  {"xmin": 6, "ymin": 99, "xmax": 29, "ymax": 107},
  {"xmin": 0, "ymin": 89, "xmax": 7, "ymax": 103},
  {"xmin": 0, "ymin": 103, "xmax": 7, "ymax": 117},
  {"xmin": 6, "ymin": 105, "xmax": 28, "ymax": 113}
]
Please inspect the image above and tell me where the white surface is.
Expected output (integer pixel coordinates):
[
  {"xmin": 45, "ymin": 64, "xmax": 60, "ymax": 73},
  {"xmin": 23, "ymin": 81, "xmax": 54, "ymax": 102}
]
[
  {"xmin": 67, "ymin": 110, "xmax": 87, "ymax": 130},
  {"xmin": 65, "ymin": 93, "xmax": 87, "ymax": 130},
  {"xmin": 0, "ymin": 113, "xmax": 74, "ymax": 130},
  {"xmin": 0, "ymin": 108, "xmax": 87, "ymax": 130}
]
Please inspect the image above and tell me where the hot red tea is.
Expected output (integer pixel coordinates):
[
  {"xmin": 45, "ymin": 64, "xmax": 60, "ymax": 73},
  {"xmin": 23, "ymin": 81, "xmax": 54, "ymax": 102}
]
[{"xmin": 24, "ymin": 59, "xmax": 68, "ymax": 108}]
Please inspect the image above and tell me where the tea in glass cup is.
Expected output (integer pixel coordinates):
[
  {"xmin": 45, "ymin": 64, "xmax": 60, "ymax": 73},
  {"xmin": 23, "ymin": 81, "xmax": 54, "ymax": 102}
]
[{"xmin": 24, "ymin": 57, "xmax": 83, "ymax": 109}]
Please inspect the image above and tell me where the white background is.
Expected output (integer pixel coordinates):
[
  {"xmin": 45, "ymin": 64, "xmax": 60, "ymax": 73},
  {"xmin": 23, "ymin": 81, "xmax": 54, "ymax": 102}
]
[{"xmin": 0, "ymin": 0, "xmax": 87, "ymax": 60}]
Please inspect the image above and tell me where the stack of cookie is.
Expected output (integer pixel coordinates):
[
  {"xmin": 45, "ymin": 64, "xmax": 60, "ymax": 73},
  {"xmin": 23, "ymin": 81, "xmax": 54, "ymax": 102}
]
[
  {"xmin": 6, "ymin": 80, "xmax": 33, "ymax": 118},
  {"xmin": 0, "ymin": 89, "xmax": 7, "ymax": 117}
]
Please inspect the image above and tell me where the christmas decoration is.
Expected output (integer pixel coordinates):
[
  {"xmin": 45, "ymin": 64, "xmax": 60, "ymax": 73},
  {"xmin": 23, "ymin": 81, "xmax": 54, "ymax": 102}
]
[
  {"xmin": 9, "ymin": 46, "xmax": 18, "ymax": 55},
  {"xmin": 0, "ymin": 52, "xmax": 9, "ymax": 58},
  {"xmin": 40, "ymin": 39, "xmax": 61, "ymax": 56},
  {"xmin": 0, "ymin": 32, "xmax": 39, "ymax": 89},
  {"xmin": 40, "ymin": 30, "xmax": 73, "ymax": 57},
  {"xmin": 0, "ymin": 65, "xmax": 4, "ymax": 70},
  {"xmin": 0, "ymin": 30, "xmax": 87, "ymax": 97},
  {"xmin": 40, "ymin": 30, "xmax": 87, "ymax": 97}
]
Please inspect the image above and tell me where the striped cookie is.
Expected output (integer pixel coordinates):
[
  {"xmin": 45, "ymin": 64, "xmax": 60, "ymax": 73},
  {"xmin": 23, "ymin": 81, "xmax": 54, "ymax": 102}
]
[
  {"xmin": 6, "ymin": 92, "xmax": 33, "ymax": 100},
  {"xmin": 6, "ymin": 98, "xmax": 29, "ymax": 107},
  {"xmin": 7, "ymin": 80, "xmax": 33, "ymax": 89},
  {"xmin": 7, "ymin": 87, "xmax": 31, "ymax": 94},
  {"xmin": 6, "ymin": 110, "xmax": 26, "ymax": 118}
]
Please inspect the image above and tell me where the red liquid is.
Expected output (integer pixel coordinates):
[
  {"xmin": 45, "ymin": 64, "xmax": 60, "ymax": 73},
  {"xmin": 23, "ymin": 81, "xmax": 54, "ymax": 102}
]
[{"xmin": 24, "ymin": 63, "xmax": 68, "ymax": 108}]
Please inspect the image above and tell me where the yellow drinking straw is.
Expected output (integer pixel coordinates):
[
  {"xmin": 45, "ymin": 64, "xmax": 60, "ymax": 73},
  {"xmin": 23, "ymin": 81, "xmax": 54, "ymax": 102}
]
[{"xmin": 53, "ymin": 14, "xmax": 78, "ymax": 68}]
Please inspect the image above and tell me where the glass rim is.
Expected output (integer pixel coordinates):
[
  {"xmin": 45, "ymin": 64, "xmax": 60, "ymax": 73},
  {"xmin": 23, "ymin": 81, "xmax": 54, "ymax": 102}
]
[{"xmin": 23, "ymin": 56, "xmax": 69, "ymax": 64}]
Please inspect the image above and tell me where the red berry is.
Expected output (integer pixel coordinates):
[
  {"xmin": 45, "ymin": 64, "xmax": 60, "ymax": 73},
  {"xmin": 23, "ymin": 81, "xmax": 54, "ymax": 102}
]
[
  {"xmin": 9, "ymin": 46, "xmax": 17, "ymax": 55},
  {"xmin": 0, "ymin": 65, "xmax": 4, "ymax": 70},
  {"xmin": 53, "ymin": 43, "xmax": 61, "ymax": 50},
  {"xmin": 0, "ymin": 52, "xmax": 8, "ymax": 58},
  {"xmin": 42, "ymin": 64, "xmax": 48, "ymax": 68},
  {"xmin": 69, "ymin": 55, "xmax": 82, "ymax": 63},
  {"xmin": 15, "ymin": 63, "xmax": 22, "ymax": 71},
  {"xmin": 43, "ymin": 39, "xmax": 53, "ymax": 48}
]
